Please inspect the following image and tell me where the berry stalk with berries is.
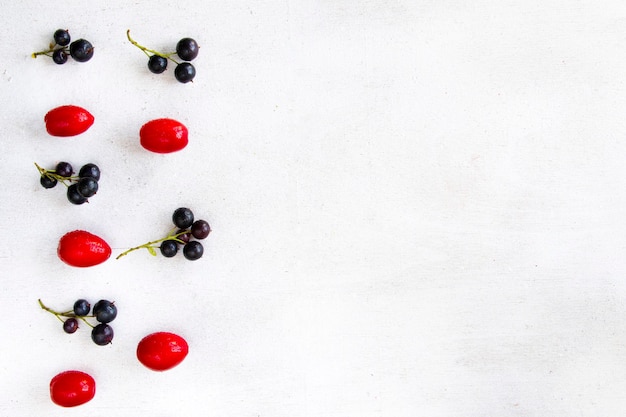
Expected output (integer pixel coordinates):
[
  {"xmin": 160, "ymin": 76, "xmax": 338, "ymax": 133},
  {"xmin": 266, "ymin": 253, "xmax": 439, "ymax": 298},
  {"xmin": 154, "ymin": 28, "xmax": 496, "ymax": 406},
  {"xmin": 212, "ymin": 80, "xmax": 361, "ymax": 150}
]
[
  {"xmin": 36, "ymin": 162, "xmax": 101, "ymax": 205},
  {"xmin": 32, "ymin": 29, "xmax": 94, "ymax": 64},
  {"xmin": 116, "ymin": 207, "xmax": 210, "ymax": 260},
  {"xmin": 38, "ymin": 298, "xmax": 117, "ymax": 346},
  {"xmin": 126, "ymin": 30, "xmax": 198, "ymax": 83}
]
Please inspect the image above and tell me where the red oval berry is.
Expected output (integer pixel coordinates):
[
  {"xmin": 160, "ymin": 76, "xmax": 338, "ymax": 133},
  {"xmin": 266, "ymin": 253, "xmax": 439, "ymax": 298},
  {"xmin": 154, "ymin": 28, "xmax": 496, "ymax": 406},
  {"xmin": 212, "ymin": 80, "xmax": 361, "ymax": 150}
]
[
  {"xmin": 44, "ymin": 105, "xmax": 94, "ymax": 137},
  {"xmin": 139, "ymin": 118, "xmax": 188, "ymax": 153},
  {"xmin": 137, "ymin": 332, "xmax": 189, "ymax": 371},
  {"xmin": 50, "ymin": 370, "xmax": 96, "ymax": 407},
  {"xmin": 57, "ymin": 230, "xmax": 111, "ymax": 267}
]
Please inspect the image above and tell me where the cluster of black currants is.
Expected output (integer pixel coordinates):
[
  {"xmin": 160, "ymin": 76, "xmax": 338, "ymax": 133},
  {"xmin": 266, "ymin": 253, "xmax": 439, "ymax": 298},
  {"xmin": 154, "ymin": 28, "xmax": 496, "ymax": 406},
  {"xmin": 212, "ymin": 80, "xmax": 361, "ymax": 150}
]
[
  {"xmin": 116, "ymin": 207, "xmax": 211, "ymax": 261},
  {"xmin": 36, "ymin": 161, "xmax": 101, "ymax": 205},
  {"xmin": 32, "ymin": 29, "xmax": 94, "ymax": 64},
  {"xmin": 38, "ymin": 299, "xmax": 117, "ymax": 346},
  {"xmin": 127, "ymin": 30, "xmax": 199, "ymax": 83}
]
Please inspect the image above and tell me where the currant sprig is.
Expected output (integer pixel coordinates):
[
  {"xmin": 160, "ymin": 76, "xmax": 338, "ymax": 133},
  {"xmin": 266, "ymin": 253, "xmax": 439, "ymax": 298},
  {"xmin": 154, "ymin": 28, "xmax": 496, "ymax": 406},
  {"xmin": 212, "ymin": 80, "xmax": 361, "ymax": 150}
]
[
  {"xmin": 35, "ymin": 162, "xmax": 77, "ymax": 188},
  {"xmin": 39, "ymin": 298, "xmax": 117, "ymax": 345},
  {"xmin": 32, "ymin": 29, "xmax": 94, "ymax": 64},
  {"xmin": 115, "ymin": 229, "xmax": 188, "ymax": 259},
  {"xmin": 126, "ymin": 30, "xmax": 178, "ymax": 62},
  {"xmin": 38, "ymin": 299, "xmax": 95, "ymax": 329},
  {"xmin": 126, "ymin": 30, "xmax": 198, "ymax": 83}
]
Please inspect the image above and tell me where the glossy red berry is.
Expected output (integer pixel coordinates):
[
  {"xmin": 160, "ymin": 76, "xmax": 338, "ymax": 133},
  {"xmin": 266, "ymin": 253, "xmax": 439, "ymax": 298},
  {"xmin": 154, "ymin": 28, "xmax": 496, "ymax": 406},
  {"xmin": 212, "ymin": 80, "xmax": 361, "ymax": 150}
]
[
  {"xmin": 139, "ymin": 118, "xmax": 188, "ymax": 153},
  {"xmin": 49, "ymin": 370, "xmax": 96, "ymax": 407},
  {"xmin": 44, "ymin": 105, "xmax": 94, "ymax": 137},
  {"xmin": 57, "ymin": 230, "xmax": 111, "ymax": 267},
  {"xmin": 137, "ymin": 331, "xmax": 189, "ymax": 371}
]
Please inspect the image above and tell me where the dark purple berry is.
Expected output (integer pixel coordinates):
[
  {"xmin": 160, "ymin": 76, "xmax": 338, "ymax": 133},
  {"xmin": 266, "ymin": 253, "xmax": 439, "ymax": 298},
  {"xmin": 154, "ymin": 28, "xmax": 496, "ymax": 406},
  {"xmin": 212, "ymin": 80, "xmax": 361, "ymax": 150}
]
[
  {"xmin": 191, "ymin": 220, "xmax": 211, "ymax": 239},
  {"xmin": 73, "ymin": 299, "xmax": 91, "ymax": 316},
  {"xmin": 91, "ymin": 323, "xmax": 114, "ymax": 345},
  {"xmin": 63, "ymin": 318, "xmax": 79, "ymax": 334},
  {"xmin": 148, "ymin": 54, "xmax": 168, "ymax": 74},
  {"xmin": 53, "ymin": 29, "xmax": 71, "ymax": 46},
  {"xmin": 92, "ymin": 300, "xmax": 117, "ymax": 323},
  {"xmin": 176, "ymin": 38, "xmax": 199, "ymax": 61},
  {"xmin": 183, "ymin": 241, "xmax": 204, "ymax": 261},
  {"xmin": 78, "ymin": 163, "xmax": 100, "ymax": 181},
  {"xmin": 174, "ymin": 62, "xmax": 195, "ymax": 83},
  {"xmin": 54, "ymin": 161, "xmax": 73, "ymax": 178},
  {"xmin": 40, "ymin": 175, "xmax": 57, "ymax": 189},
  {"xmin": 176, "ymin": 229, "xmax": 192, "ymax": 244},
  {"xmin": 160, "ymin": 240, "xmax": 179, "ymax": 257},
  {"xmin": 69, "ymin": 39, "xmax": 94, "ymax": 62},
  {"xmin": 52, "ymin": 49, "xmax": 68, "ymax": 65},
  {"xmin": 76, "ymin": 177, "xmax": 98, "ymax": 198},
  {"xmin": 172, "ymin": 207, "xmax": 194, "ymax": 229},
  {"xmin": 67, "ymin": 184, "xmax": 87, "ymax": 205}
]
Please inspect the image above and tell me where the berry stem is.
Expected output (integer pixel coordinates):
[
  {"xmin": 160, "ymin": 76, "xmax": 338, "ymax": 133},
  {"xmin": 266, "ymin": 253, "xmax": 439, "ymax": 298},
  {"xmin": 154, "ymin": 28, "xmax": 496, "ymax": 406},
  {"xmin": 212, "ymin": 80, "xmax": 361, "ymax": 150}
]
[
  {"xmin": 38, "ymin": 299, "xmax": 95, "ymax": 322},
  {"xmin": 126, "ymin": 30, "xmax": 180, "ymax": 64},
  {"xmin": 31, "ymin": 44, "xmax": 65, "ymax": 59},
  {"xmin": 115, "ymin": 229, "xmax": 188, "ymax": 260},
  {"xmin": 35, "ymin": 162, "xmax": 76, "ymax": 187}
]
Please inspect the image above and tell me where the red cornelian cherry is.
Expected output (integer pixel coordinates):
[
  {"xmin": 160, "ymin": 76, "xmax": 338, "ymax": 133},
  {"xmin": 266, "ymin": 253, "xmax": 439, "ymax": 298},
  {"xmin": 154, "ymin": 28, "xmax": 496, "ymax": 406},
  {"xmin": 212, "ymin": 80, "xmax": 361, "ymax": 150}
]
[
  {"xmin": 139, "ymin": 118, "xmax": 188, "ymax": 153},
  {"xmin": 49, "ymin": 370, "xmax": 96, "ymax": 407},
  {"xmin": 44, "ymin": 105, "xmax": 94, "ymax": 137},
  {"xmin": 57, "ymin": 230, "xmax": 111, "ymax": 267},
  {"xmin": 137, "ymin": 332, "xmax": 189, "ymax": 371}
]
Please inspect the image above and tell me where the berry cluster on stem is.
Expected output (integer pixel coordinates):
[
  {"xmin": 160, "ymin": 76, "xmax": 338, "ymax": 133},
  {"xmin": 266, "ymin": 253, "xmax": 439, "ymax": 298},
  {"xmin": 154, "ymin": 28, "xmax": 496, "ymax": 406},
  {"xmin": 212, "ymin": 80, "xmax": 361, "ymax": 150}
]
[
  {"xmin": 36, "ymin": 161, "xmax": 101, "ymax": 205},
  {"xmin": 116, "ymin": 207, "xmax": 210, "ymax": 261},
  {"xmin": 39, "ymin": 298, "xmax": 117, "ymax": 346},
  {"xmin": 32, "ymin": 29, "xmax": 94, "ymax": 64},
  {"xmin": 127, "ymin": 30, "xmax": 199, "ymax": 83}
]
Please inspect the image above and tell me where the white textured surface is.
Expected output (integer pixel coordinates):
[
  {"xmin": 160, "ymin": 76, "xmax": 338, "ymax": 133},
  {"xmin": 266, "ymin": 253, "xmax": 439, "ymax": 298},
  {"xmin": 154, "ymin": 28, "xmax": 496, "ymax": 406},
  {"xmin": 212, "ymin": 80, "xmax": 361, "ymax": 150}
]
[{"xmin": 2, "ymin": 0, "xmax": 626, "ymax": 415}]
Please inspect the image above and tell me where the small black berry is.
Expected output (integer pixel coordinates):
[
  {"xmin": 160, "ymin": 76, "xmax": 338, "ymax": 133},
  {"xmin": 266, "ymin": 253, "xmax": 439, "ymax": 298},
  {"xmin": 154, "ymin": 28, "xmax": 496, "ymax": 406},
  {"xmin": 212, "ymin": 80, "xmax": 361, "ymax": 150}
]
[
  {"xmin": 174, "ymin": 62, "xmax": 196, "ymax": 83},
  {"xmin": 69, "ymin": 39, "xmax": 94, "ymax": 62},
  {"xmin": 176, "ymin": 38, "xmax": 199, "ymax": 61},
  {"xmin": 148, "ymin": 55, "xmax": 168, "ymax": 74},
  {"xmin": 52, "ymin": 49, "xmax": 68, "ymax": 65},
  {"xmin": 160, "ymin": 240, "xmax": 179, "ymax": 257},
  {"xmin": 53, "ymin": 29, "xmax": 71, "ymax": 46},
  {"xmin": 173, "ymin": 207, "xmax": 194, "ymax": 228},
  {"xmin": 183, "ymin": 241, "xmax": 204, "ymax": 261},
  {"xmin": 91, "ymin": 323, "xmax": 114, "ymax": 345}
]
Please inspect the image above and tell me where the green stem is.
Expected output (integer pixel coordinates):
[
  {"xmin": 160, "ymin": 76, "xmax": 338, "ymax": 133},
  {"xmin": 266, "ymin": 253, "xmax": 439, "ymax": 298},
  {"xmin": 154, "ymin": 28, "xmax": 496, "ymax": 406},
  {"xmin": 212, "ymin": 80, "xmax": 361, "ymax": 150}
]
[
  {"xmin": 38, "ymin": 299, "xmax": 95, "ymax": 321},
  {"xmin": 126, "ymin": 30, "xmax": 180, "ymax": 64},
  {"xmin": 35, "ymin": 162, "xmax": 77, "ymax": 187},
  {"xmin": 116, "ymin": 229, "xmax": 188, "ymax": 260},
  {"xmin": 31, "ymin": 43, "xmax": 65, "ymax": 59}
]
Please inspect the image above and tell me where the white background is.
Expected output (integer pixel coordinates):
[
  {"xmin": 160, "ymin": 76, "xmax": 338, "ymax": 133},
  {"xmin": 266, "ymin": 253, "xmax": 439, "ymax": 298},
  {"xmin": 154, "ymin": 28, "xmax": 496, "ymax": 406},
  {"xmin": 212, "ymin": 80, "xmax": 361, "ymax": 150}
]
[{"xmin": 1, "ymin": 0, "xmax": 626, "ymax": 415}]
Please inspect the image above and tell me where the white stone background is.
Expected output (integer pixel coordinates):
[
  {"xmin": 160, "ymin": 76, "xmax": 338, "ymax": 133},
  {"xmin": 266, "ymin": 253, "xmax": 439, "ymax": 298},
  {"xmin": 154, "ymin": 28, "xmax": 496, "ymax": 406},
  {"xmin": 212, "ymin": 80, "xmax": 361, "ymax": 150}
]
[{"xmin": 2, "ymin": 0, "xmax": 626, "ymax": 416}]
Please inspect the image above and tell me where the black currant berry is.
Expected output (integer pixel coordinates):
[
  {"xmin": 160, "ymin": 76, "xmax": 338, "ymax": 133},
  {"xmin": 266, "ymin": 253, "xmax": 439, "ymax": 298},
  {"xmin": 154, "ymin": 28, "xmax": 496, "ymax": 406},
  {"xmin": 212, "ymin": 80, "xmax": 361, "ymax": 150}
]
[
  {"xmin": 160, "ymin": 240, "xmax": 179, "ymax": 257},
  {"xmin": 67, "ymin": 184, "xmax": 87, "ymax": 205},
  {"xmin": 173, "ymin": 207, "xmax": 194, "ymax": 229},
  {"xmin": 176, "ymin": 229, "xmax": 192, "ymax": 244},
  {"xmin": 191, "ymin": 220, "xmax": 211, "ymax": 239},
  {"xmin": 53, "ymin": 29, "xmax": 71, "ymax": 46},
  {"xmin": 40, "ymin": 175, "xmax": 58, "ymax": 189},
  {"xmin": 148, "ymin": 55, "xmax": 168, "ymax": 74},
  {"xmin": 78, "ymin": 163, "xmax": 101, "ymax": 181},
  {"xmin": 76, "ymin": 177, "xmax": 98, "ymax": 198},
  {"xmin": 69, "ymin": 39, "xmax": 94, "ymax": 62},
  {"xmin": 174, "ymin": 62, "xmax": 196, "ymax": 83},
  {"xmin": 176, "ymin": 38, "xmax": 199, "ymax": 61},
  {"xmin": 93, "ymin": 300, "xmax": 117, "ymax": 323},
  {"xmin": 91, "ymin": 323, "xmax": 114, "ymax": 345},
  {"xmin": 54, "ymin": 161, "xmax": 73, "ymax": 178},
  {"xmin": 63, "ymin": 318, "xmax": 79, "ymax": 334},
  {"xmin": 73, "ymin": 299, "xmax": 91, "ymax": 316},
  {"xmin": 52, "ymin": 49, "xmax": 68, "ymax": 65},
  {"xmin": 183, "ymin": 241, "xmax": 204, "ymax": 261}
]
